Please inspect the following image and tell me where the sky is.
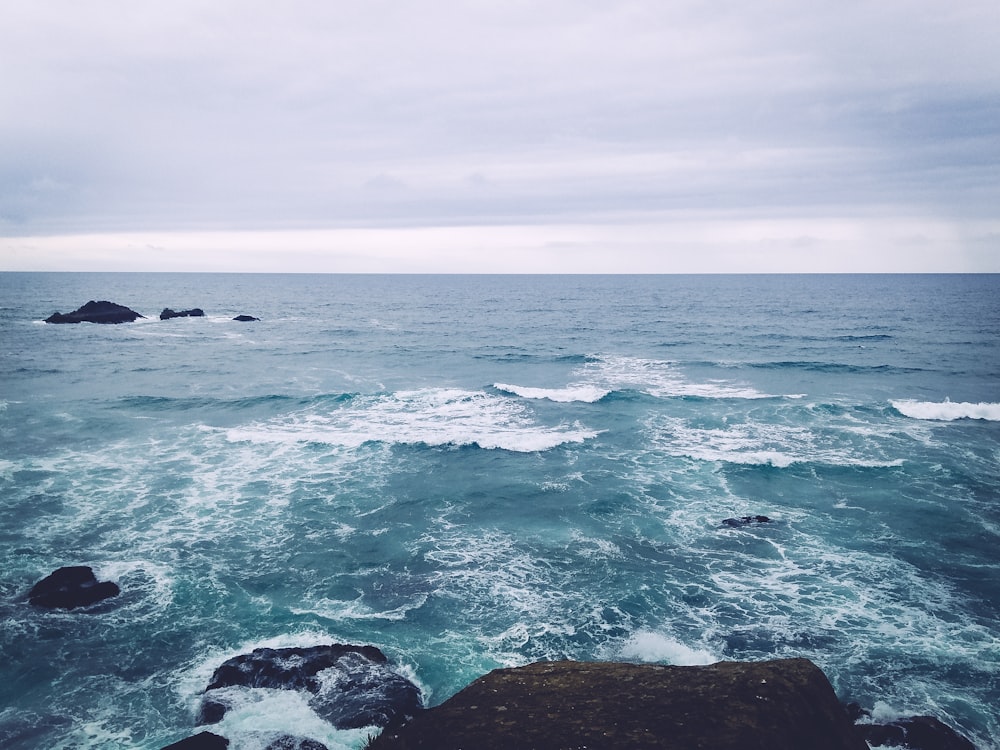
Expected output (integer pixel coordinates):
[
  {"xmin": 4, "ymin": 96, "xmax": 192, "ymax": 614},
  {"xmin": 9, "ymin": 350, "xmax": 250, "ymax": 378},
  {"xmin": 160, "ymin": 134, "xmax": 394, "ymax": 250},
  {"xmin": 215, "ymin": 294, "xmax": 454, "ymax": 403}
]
[{"xmin": 1, "ymin": 0, "xmax": 999, "ymax": 273}]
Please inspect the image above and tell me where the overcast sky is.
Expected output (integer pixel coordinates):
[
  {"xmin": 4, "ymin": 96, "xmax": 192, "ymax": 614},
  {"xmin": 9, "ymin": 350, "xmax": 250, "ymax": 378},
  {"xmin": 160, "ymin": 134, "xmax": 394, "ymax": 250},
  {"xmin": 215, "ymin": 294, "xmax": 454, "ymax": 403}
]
[{"xmin": 2, "ymin": 1, "xmax": 998, "ymax": 272}]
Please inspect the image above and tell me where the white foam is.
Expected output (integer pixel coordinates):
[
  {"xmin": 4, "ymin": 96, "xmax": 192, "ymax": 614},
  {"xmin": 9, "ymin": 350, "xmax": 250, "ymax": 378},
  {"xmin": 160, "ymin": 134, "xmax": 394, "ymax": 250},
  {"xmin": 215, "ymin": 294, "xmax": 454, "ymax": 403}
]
[
  {"xmin": 227, "ymin": 388, "xmax": 601, "ymax": 452},
  {"xmin": 583, "ymin": 355, "xmax": 777, "ymax": 399},
  {"xmin": 646, "ymin": 416, "xmax": 904, "ymax": 468},
  {"xmin": 619, "ymin": 630, "xmax": 718, "ymax": 665},
  {"xmin": 205, "ymin": 688, "xmax": 374, "ymax": 750},
  {"xmin": 289, "ymin": 594, "xmax": 428, "ymax": 622},
  {"xmin": 494, "ymin": 382, "xmax": 610, "ymax": 403},
  {"xmin": 892, "ymin": 399, "xmax": 1000, "ymax": 421}
]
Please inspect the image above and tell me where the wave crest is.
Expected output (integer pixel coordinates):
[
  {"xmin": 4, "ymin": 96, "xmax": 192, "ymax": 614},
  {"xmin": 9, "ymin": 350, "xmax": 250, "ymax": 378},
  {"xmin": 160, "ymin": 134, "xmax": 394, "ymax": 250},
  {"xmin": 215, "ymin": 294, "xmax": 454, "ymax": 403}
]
[
  {"xmin": 493, "ymin": 383, "xmax": 610, "ymax": 403},
  {"xmin": 226, "ymin": 388, "xmax": 601, "ymax": 452},
  {"xmin": 891, "ymin": 400, "xmax": 1000, "ymax": 421}
]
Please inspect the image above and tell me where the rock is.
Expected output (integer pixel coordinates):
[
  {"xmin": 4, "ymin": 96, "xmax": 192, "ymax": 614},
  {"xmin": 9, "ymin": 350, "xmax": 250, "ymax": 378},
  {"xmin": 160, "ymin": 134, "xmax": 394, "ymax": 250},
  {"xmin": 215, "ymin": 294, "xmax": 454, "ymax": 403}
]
[
  {"xmin": 160, "ymin": 731, "xmax": 230, "ymax": 750},
  {"xmin": 723, "ymin": 515, "xmax": 772, "ymax": 527},
  {"xmin": 28, "ymin": 566, "xmax": 120, "ymax": 609},
  {"xmin": 160, "ymin": 308, "xmax": 205, "ymax": 320},
  {"xmin": 45, "ymin": 300, "xmax": 144, "ymax": 324},
  {"xmin": 264, "ymin": 736, "xmax": 329, "ymax": 750},
  {"xmin": 199, "ymin": 645, "xmax": 422, "ymax": 730},
  {"xmin": 855, "ymin": 715, "xmax": 976, "ymax": 750},
  {"xmin": 233, "ymin": 315, "xmax": 259, "ymax": 322},
  {"xmin": 368, "ymin": 658, "xmax": 868, "ymax": 750}
]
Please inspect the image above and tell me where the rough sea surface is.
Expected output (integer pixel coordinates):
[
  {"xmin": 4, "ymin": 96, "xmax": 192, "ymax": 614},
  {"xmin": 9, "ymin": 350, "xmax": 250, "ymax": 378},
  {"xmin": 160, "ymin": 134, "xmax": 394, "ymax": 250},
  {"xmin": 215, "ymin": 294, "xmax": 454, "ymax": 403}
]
[{"xmin": 1, "ymin": 272, "xmax": 998, "ymax": 749}]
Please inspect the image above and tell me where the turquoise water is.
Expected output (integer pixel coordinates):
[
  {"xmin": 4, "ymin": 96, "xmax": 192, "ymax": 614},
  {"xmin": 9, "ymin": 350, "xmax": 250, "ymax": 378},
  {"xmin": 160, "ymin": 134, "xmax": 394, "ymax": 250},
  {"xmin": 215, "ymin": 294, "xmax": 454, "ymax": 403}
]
[{"xmin": 1, "ymin": 273, "xmax": 998, "ymax": 749}]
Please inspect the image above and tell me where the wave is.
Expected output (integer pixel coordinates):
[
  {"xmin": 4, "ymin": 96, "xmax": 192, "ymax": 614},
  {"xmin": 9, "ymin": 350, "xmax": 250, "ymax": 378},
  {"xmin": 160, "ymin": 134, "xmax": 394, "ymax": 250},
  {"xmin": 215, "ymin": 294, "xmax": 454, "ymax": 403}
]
[
  {"xmin": 834, "ymin": 334, "xmax": 894, "ymax": 342},
  {"xmin": 645, "ymin": 416, "xmax": 905, "ymax": 468},
  {"xmin": 891, "ymin": 400, "xmax": 1000, "ymax": 422},
  {"xmin": 750, "ymin": 361, "xmax": 923, "ymax": 374},
  {"xmin": 580, "ymin": 355, "xmax": 779, "ymax": 400},
  {"xmin": 226, "ymin": 388, "xmax": 601, "ymax": 452},
  {"xmin": 493, "ymin": 383, "xmax": 611, "ymax": 403},
  {"xmin": 120, "ymin": 394, "xmax": 323, "ymax": 412}
]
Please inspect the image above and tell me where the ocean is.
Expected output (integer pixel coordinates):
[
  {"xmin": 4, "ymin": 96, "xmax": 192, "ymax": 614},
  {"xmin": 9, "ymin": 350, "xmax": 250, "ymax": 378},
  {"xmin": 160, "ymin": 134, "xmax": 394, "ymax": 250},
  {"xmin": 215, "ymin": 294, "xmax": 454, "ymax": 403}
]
[{"xmin": 1, "ymin": 272, "xmax": 998, "ymax": 749}]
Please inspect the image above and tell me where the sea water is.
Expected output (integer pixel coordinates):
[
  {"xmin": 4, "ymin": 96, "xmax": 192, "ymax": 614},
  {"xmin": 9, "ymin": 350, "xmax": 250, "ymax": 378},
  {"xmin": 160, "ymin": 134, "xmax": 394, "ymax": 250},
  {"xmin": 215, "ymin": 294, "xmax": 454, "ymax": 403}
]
[{"xmin": 1, "ymin": 272, "xmax": 997, "ymax": 749}]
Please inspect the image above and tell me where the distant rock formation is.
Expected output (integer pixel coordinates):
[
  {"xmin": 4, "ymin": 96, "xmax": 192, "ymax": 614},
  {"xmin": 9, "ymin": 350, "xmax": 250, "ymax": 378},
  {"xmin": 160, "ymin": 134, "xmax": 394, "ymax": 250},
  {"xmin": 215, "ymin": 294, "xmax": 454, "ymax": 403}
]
[
  {"xmin": 723, "ymin": 514, "xmax": 772, "ymax": 527},
  {"xmin": 233, "ymin": 314, "xmax": 259, "ymax": 322},
  {"xmin": 28, "ymin": 566, "xmax": 120, "ymax": 609},
  {"xmin": 368, "ymin": 658, "xmax": 868, "ymax": 750},
  {"xmin": 45, "ymin": 300, "xmax": 144, "ymax": 324},
  {"xmin": 198, "ymin": 645, "xmax": 422, "ymax": 730},
  {"xmin": 160, "ymin": 308, "xmax": 205, "ymax": 320}
]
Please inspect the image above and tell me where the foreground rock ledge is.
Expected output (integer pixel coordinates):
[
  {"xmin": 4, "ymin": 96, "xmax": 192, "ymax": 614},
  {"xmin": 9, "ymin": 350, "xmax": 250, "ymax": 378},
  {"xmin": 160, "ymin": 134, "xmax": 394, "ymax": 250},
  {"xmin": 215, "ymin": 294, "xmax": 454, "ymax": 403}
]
[{"xmin": 368, "ymin": 658, "xmax": 867, "ymax": 750}]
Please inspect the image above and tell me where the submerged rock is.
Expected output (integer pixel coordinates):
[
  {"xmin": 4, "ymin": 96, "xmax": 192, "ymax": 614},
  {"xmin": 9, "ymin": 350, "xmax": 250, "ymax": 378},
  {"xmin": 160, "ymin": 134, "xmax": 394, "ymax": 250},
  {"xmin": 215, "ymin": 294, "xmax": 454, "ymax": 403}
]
[
  {"xmin": 159, "ymin": 731, "xmax": 230, "ymax": 750},
  {"xmin": 28, "ymin": 566, "xmax": 120, "ymax": 609},
  {"xmin": 369, "ymin": 658, "xmax": 867, "ymax": 750},
  {"xmin": 723, "ymin": 514, "xmax": 772, "ymax": 527},
  {"xmin": 199, "ymin": 645, "xmax": 422, "ymax": 730},
  {"xmin": 160, "ymin": 308, "xmax": 205, "ymax": 320},
  {"xmin": 233, "ymin": 314, "xmax": 259, "ymax": 322},
  {"xmin": 45, "ymin": 300, "xmax": 144, "ymax": 324}
]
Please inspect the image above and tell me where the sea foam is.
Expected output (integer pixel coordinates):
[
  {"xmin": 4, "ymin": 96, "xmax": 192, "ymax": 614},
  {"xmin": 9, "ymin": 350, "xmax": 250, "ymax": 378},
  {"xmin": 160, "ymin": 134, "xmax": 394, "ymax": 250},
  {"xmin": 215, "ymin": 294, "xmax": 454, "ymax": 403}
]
[
  {"xmin": 226, "ymin": 388, "xmax": 601, "ymax": 452},
  {"xmin": 493, "ymin": 383, "xmax": 610, "ymax": 403},
  {"xmin": 892, "ymin": 399, "xmax": 1000, "ymax": 421},
  {"xmin": 619, "ymin": 631, "xmax": 717, "ymax": 665}
]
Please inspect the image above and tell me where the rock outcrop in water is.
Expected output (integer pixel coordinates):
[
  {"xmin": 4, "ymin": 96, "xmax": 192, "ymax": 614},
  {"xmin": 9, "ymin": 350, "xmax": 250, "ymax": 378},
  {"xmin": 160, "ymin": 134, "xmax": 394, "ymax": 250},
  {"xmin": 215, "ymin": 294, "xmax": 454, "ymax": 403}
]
[
  {"xmin": 233, "ymin": 314, "xmax": 260, "ymax": 322},
  {"xmin": 28, "ymin": 566, "xmax": 120, "ymax": 609},
  {"xmin": 160, "ymin": 308, "xmax": 205, "ymax": 320},
  {"xmin": 198, "ymin": 645, "xmax": 422, "ymax": 730},
  {"xmin": 45, "ymin": 300, "xmax": 144, "ymax": 324},
  {"xmin": 368, "ymin": 657, "xmax": 868, "ymax": 750},
  {"xmin": 723, "ymin": 514, "xmax": 772, "ymax": 527},
  {"xmin": 851, "ymin": 711, "xmax": 976, "ymax": 750}
]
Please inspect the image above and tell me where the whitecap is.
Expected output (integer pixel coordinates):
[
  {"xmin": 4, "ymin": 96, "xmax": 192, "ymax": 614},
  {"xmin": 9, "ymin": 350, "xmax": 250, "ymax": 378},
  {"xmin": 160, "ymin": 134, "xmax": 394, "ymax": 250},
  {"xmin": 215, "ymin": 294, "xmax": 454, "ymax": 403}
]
[
  {"xmin": 581, "ymin": 355, "xmax": 778, "ymax": 399},
  {"xmin": 227, "ymin": 388, "xmax": 601, "ymax": 452},
  {"xmin": 619, "ymin": 630, "xmax": 718, "ymax": 665},
  {"xmin": 892, "ymin": 399, "xmax": 1000, "ymax": 421},
  {"xmin": 493, "ymin": 382, "xmax": 610, "ymax": 403}
]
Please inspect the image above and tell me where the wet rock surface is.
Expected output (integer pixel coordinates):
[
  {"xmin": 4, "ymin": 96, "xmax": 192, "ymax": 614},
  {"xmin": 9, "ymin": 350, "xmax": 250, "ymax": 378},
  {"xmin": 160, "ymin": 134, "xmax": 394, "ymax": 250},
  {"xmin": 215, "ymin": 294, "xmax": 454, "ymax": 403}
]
[
  {"xmin": 199, "ymin": 645, "xmax": 422, "ymax": 730},
  {"xmin": 369, "ymin": 658, "xmax": 868, "ymax": 750},
  {"xmin": 159, "ymin": 731, "xmax": 230, "ymax": 749},
  {"xmin": 28, "ymin": 566, "xmax": 120, "ymax": 610},
  {"xmin": 45, "ymin": 300, "xmax": 144, "ymax": 324},
  {"xmin": 722, "ymin": 514, "xmax": 772, "ymax": 527},
  {"xmin": 160, "ymin": 308, "xmax": 205, "ymax": 320}
]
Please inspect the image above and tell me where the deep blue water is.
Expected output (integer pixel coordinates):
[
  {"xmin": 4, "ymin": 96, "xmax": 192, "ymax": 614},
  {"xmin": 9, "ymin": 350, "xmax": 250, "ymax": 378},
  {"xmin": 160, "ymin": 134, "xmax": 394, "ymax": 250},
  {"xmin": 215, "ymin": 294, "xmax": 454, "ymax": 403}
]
[{"xmin": 1, "ymin": 273, "xmax": 998, "ymax": 749}]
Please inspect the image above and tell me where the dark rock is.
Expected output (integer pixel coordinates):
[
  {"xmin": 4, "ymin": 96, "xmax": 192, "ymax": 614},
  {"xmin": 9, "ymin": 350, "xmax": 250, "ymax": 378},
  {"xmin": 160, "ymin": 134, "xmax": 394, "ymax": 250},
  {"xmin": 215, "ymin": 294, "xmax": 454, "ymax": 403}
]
[
  {"xmin": 264, "ymin": 736, "xmax": 329, "ymax": 750},
  {"xmin": 233, "ymin": 315, "xmax": 260, "ymax": 322},
  {"xmin": 28, "ymin": 566, "xmax": 120, "ymax": 609},
  {"xmin": 843, "ymin": 701, "xmax": 871, "ymax": 722},
  {"xmin": 723, "ymin": 515, "xmax": 772, "ymax": 527},
  {"xmin": 160, "ymin": 308, "xmax": 205, "ymax": 320},
  {"xmin": 199, "ymin": 645, "xmax": 422, "ymax": 730},
  {"xmin": 160, "ymin": 731, "xmax": 230, "ymax": 750},
  {"xmin": 368, "ymin": 658, "xmax": 868, "ymax": 750},
  {"xmin": 45, "ymin": 300, "xmax": 144, "ymax": 324},
  {"xmin": 856, "ymin": 715, "xmax": 976, "ymax": 750}
]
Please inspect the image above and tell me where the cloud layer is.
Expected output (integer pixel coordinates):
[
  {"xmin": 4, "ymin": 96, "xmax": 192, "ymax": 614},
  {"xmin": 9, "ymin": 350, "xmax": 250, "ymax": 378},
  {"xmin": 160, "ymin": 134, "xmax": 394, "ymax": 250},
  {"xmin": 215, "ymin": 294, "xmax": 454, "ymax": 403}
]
[{"xmin": 2, "ymin": 1, "xmax": 998, "ymax": 270}]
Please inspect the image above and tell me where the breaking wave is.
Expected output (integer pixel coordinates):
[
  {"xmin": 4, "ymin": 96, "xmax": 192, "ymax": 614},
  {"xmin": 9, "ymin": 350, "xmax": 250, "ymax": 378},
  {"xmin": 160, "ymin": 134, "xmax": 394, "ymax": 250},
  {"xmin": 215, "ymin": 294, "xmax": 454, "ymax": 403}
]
[{"xmin": 891, "ymin": 400, "xmax": 1000, "ymax": 421}]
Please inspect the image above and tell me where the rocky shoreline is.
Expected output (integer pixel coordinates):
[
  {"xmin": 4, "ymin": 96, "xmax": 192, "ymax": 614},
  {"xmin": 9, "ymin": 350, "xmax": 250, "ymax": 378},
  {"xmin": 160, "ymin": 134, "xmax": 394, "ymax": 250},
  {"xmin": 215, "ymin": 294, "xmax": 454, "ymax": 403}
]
[{"xmin": 23, "ymin": 567, "xmax": 978, "ymax": 750}]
